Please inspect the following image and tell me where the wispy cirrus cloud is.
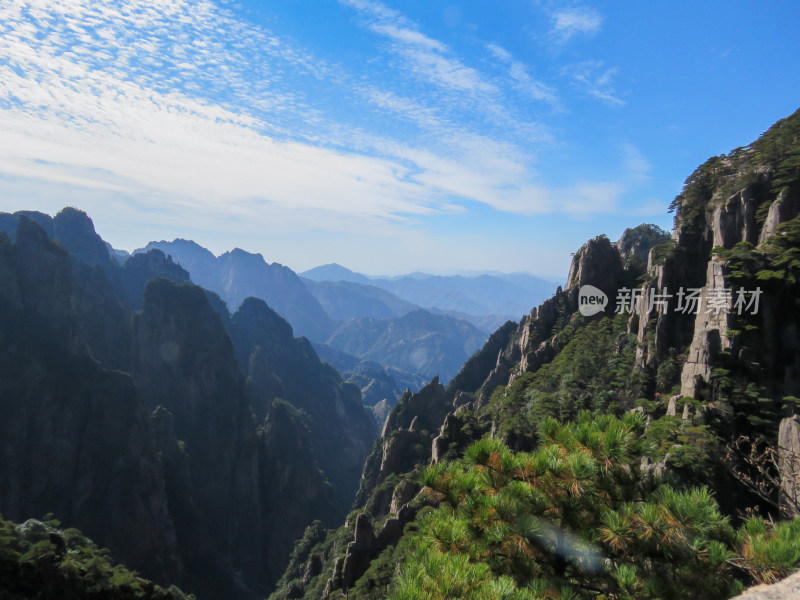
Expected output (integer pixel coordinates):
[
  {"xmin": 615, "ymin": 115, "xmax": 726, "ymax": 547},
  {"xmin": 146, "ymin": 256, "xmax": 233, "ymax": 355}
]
[
  {"xmin": 485, "ymin": 43, "xmax": 561, "ymax": 110},
  {"xmin": 338, "ymin": 0, "xmax": 555, "ymax": 169},
  {"xmin": 0, "ymin": 0, "xmax": 446, "ymax": 228},
  {"xmin": 563, "ymin": 60, "xmax": 625, "ymax": 106},
  {"xmin": 340, "ymin": 0, "xmax": 497, "ymax": 97},
  {"xmin": 548, "ymin": 6, "xmax": 603, "ymax": 43},
  {"xmin": 0, "ymin": 0, "xmax": 638, "ymax": 253},
  {"xmin": 621, "ymin": 142, "xmax": 651, "ymax": 182}
]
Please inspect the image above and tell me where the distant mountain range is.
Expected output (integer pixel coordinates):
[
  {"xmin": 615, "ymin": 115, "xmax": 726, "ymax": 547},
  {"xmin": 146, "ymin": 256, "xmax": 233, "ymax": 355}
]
[
  {"xmin": 325, "ymin": 308, "xmax": 487, "ymax": 384},
  {"xmin": 139, "ymin": 239, "xmax": 334, "ymax": 341},
  {"xmin": 133, "ymin": 240, "xmax": 530, "ymax": 406},
  {"xmin": 301, "ymin": 263, "xmax": 557, "ymax": 319},
  {"xmin": 300, "ymin": 278, "xmax": 418, "ymax": 321}
]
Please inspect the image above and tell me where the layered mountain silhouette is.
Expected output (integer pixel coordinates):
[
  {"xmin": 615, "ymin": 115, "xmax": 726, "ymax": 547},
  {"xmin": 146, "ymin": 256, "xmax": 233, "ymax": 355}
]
[
  {"xmin": 134, "ymin": 239, "xmax": 502, "ymax": 409},
  {"xmin": 138, "ymin": 239, "xmax": 334, "ymax": 341},
  {"xmin": 0, "ymin": 208, "xmax": 375, "ymax": 599},
  {"xmin": 301, "ymin": 263, "xmax": 557, "ymax": 321}
]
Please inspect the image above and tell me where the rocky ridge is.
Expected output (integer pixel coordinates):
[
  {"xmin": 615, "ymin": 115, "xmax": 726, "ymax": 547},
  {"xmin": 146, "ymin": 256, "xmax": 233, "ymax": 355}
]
[
  {"xmin": 270, "ymin": 108, "xmax": 800, "ymax": 600},
  {"xmin": 0, "ymin": 208, "xmax": 376, "ymax": 599}
]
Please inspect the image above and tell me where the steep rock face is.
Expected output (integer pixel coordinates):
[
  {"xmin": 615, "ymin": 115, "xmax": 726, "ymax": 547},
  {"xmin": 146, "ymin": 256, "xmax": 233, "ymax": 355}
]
[
  {"xmin": 778, "ymin": 415, "xmax": 800, "ymax": 517},
  {"xmin": 758, "ymin": 188, "xmax": 800, "ymax": 244},
  {"xmin": 380, "ymin": 376, "xmax": 451, "ymax": 436},
  {"xmin": 712, "ymin": 186, "xmax": 760, "ymax": 248},
  {"xmin": 431, "ymin": 411, "xmax": 487, "ymax": 464},
  {"xmin": 0, "ymin": 221, "xmax": 179, "ymax": 584},
  {"xmin": 12, "ymin": 218, "xmax": 75, "ymax": 330},
  {"xmin": 0, "ymin": 209, "xmax": 387, "ymax": 599},
  {"xmin": 371, "ymin": 398, "xmax": 392, "ymax": 429},
  {"xmin": 517, "ymin": 289, "xmax": 570, "ymax": 375},
  {"xmin": 632, "ymin": 248, "xmax": 699, "ymax": 370},
  {"xmin": 679, "ymin": 260, "xmax": 733, "ymax": 397},
  {"xmin": 128, "ymin": 278, "xmax": 361, "ymax": 597},
  {"xmin": 132, "ymin": 278, "xmax": 265, "ymax": 596},
  {"xmin": 473, "ymin": 350, "xmax": 511, "ymax": 408},
  {"xmin": 629, "ymin": 111, "xmax": 800, "ymax": 402},
  {"xmin": 53, "ymin": 207, "xmax": 115, "ymax": 269},
  {"xmin": 70, "ymin": 261, "xmax": 132, "ymax": 371},
  {"xmin": 354, "ymin": 378, "xmax": 450, "ymax": 508},
  {"xmin": 446, "ymin": 320, "xmax": 517, "ymax": 401},
  {"xmin": 615, "ymin": 223, "xmax": 670, "ymax": 265},
  {"xmin": 566, "ymin": 234, "xmax": 624, "ymax": 293},
  {"xmin": 259, "ymin": 400, "xmax": 339, "ymax": 587},
  {"xmin": 2, "ymin": 209, "xmax": 193, "ymax": 373},
  {"xmin": 230, "ymin": 297, "xmax": 375, "ymax": 507},
  {"xmin": 115, "ymin": 249, "xmax": 190, "ymax": 309}
]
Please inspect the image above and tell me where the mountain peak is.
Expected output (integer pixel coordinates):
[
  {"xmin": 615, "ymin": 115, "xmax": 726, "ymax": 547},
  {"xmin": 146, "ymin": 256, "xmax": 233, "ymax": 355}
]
[{"xmin": 301, "ymin": 263, "xmax": 371, "ymax": 284}]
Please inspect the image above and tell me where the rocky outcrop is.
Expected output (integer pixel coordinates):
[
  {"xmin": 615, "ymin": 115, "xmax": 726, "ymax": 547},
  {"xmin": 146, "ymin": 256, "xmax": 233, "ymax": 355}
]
[
  {"xmin": 431, "ymin": 410, "xmax": 487, "ymax": 463},
  {"xmin": 446, "ymin": 320, "xmax": 518, "ymax": 397},
  {"xmin": 322, "ymin": 484, "xmax": 431, "ymax": 599},
  {"xmin": 231, "ymin": 297, "xmax": 375, "ymax": 506},
  {"xmin": 680, "ymin": 260, "xmax": 733, "ymax": 397},
  {"xmin": 260, "ymin": 400, "xmax": 340, "ymax": 588},
  {"xmin": 53, "ymin": 207, "xmax": 116, "ymax": 268},
  {"xmin": 371, "ymin": 398, "xmax": 392, "ymax": 430},
  {"xmin": 633, "ymin": 243, "xmax": 699, "ymax": 371},
  {"xmin": 759, "ymin": 188, "xmax": 800, "ymax": 244},
  {"xmin": 517, "ymin": 291, "xmax": 566, "ymax": 374},
  {"xmin": 475, "ymin": 349, "xmax": 511, "ymax": 408},
  {"xmin": 566, "ymin": 234, "xmax": 624, "ymax": 294},
  {"xmin": 615, "ymin": 223, "xmax": 670, "ymax": 265},
  {"xmin": 666, "ymin": 395, "xmax": 679, "ymax": 416},
  {"xmin": 115, "ymin": 249, "xmax": 190, "ymax": 309},
  {"xmin": 380, "ymin": 377, "xmax": 451, "ymax": 436},
  {"xmin": 712, "ymin": 186, "xmax": 760, "ymax": 248},
  {"xmin": 729, "ymin": 571, "xmax": 800, "ymax": 600},
  {"xmin": 778, "ymin": 415, "xmax": 800, "ymax": 517}
]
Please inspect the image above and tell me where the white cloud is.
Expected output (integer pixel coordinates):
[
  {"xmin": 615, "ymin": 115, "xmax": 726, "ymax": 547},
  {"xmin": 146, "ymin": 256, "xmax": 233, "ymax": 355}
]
[
  {"xmin": 0, "ymin": 0, "xmax": 446, "ymax": 225},
  {"xmin": 561, "ymin": 181, "xmax": 625, "ymax": 216},
  {"xmin": 549, "ymin": 6, "xmax": 603, "ymax": 43},
  {"xmin": 621, "ymin": 143, "xmax": 651, "ymax": 182},
  {"xmin": 340, "ymin": 0, "xmax": 497, "ymax": 96},
  {"xmin": 0, "ymin": 0, "xmax": 639, "ymax": 250},
  {"xmin": 563, "ymin": 60, "xmax": 625, "ymax": 106},
  {"xmin": 485, "ymin": 43, "xmax": 561, "ymax": 110}
]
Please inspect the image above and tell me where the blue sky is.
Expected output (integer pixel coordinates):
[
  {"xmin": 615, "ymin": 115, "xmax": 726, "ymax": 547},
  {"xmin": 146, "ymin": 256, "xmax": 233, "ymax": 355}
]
[{"xmin": 0, "ymin": 1, "xmax": 798, "ymax": 279}]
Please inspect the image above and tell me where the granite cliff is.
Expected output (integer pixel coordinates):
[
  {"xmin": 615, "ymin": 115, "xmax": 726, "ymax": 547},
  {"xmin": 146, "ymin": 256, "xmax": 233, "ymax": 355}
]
[
  {"xmin": 0, "ymin": 209, "xmax": 376, "ymax": 598},
  {"xmin": 270, "ymin": 108, "xmax": 800, "ymax": 600}
]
